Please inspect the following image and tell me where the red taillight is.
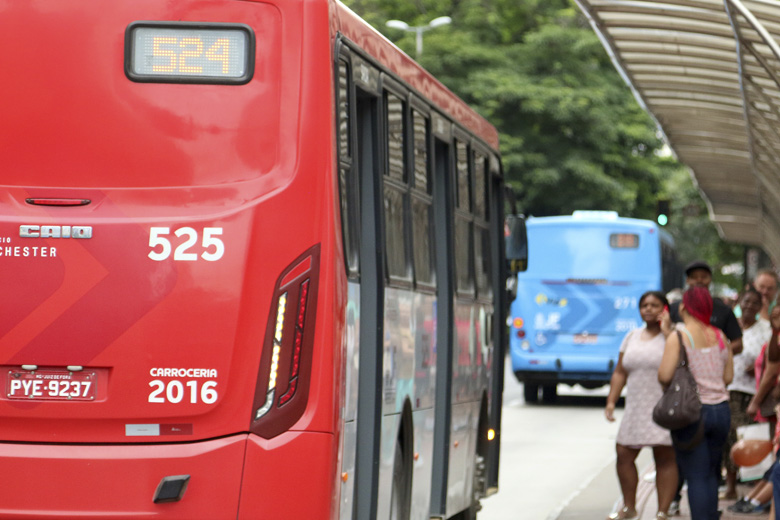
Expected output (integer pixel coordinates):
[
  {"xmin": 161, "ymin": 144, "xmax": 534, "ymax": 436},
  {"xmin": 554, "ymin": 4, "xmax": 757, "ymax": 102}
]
[
  {"xmin": 251, "ymin": 245, "xmax": 320, "ymax": 438},
  {"xmin": 278, "ymin": 280, "xmax": 310, "ymax": 406}
]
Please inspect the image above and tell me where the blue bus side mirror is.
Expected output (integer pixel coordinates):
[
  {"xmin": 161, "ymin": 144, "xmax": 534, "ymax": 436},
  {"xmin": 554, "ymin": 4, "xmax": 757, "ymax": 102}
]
[{"xmin": 505, "ymin": 214, "xmax": 528, "ymax": 274}]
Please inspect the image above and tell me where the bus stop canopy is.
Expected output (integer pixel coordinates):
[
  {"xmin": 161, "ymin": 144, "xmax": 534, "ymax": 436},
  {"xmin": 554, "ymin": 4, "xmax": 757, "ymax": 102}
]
[{"xmin": 574, "ymin": 0, "xmax": 780, "ymax": 261}]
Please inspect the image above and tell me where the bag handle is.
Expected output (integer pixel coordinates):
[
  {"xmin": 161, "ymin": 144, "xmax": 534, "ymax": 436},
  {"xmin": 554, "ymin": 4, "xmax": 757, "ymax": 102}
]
[
  {"xmin": 677, "ymin": 330, "xmax": 690, "ymax": 367},
  {"xmin": 672, "ymin": 329, "xmax": 704, "ymax": 451}
]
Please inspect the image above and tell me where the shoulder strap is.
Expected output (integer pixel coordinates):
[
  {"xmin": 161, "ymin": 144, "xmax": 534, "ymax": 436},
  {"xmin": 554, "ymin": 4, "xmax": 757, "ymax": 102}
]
[
  {"xmin": 682, "ymin": 328, "xmax": 695, "ymax": 350},
  {"xmin": 672, "ymin": 329, "xmax": 703, "ymax": 451},
  {"xmin": 676, "ymin": 330, "xmax": 690, "ymax": 367}
]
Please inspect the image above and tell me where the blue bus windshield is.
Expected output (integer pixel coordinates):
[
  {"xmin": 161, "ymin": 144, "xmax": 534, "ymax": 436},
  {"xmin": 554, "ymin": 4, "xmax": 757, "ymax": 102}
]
[{"xmin": 524, "ymin": 221, "xmax": 660, "ymax": 282}]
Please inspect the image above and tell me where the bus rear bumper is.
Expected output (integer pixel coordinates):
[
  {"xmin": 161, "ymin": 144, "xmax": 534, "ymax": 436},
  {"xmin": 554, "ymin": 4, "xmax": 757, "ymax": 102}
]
[
  {"xmin": 0, "ymin": 430, "xmax": 337, "ymax": 519},
  {"xmin": 0, "ymin": 435, "xmax": 248, "ymax": 519},
  {"xmin": 512, "ymin": 355, "xmax": 616, "ymax": 387}
]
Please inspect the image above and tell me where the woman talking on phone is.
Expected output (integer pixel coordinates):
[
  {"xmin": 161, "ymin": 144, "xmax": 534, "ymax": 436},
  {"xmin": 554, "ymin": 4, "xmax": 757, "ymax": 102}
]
[
  {"xmin": 659, "ymin": 286, "xmax": 734, "ymax": 520},
  {"xmin": 605, "ymin": 291, "xmax": 677, "ymax": 520}
]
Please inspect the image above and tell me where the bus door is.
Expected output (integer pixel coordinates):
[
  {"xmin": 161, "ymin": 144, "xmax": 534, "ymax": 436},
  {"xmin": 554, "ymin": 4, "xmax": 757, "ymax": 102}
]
[
  {"xmin": 347, "ymin": 51, "xmax": 385, "ymax": 520},
  {"xmin": 430, "ymin": 117, "xmax": 456, "ymax": 518},
  {"xmin": 487, "ymin": 157, "xmax": 514, "ymax": 496}
]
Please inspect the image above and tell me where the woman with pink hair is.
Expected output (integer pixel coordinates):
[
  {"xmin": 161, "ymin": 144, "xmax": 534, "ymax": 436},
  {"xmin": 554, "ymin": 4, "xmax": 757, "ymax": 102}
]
[{"xmin": 658, "ymin": 286, "xmax": 734, "ymax": 520}]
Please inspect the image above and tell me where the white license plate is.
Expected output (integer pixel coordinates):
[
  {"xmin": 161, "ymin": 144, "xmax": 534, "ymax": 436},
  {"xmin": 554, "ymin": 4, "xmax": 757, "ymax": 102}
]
[
  {"xmin": 6, "ymin": 369, "xmax": 97, "ymax": 401},
  {"xmin": 573, "ymin": 334, "xmax": 598, "ymax": 345}
]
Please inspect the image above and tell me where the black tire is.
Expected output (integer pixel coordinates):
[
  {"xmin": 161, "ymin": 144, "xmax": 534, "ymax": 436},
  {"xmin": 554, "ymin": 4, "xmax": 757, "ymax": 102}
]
[
  {"xmin": 523, "ymin": 383, "xmax": 539, "ymax": 403},
  {"xmin": 541, "ymin": 384, "xmax": 557, "ymax": 403},
  {"xmin": 389, "ymin": 441, "xmax": 410, "ymax": 520}
]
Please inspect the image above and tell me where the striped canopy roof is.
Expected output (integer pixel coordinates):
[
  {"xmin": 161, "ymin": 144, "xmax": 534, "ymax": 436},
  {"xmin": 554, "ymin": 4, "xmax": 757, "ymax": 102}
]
[{"xmin": 574, "ymin": 0, "xmax": 780, "ymax": 261}]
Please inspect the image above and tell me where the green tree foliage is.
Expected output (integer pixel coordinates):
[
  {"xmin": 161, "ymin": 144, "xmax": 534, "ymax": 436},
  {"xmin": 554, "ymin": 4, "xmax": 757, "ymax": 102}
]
[
  {"xmin": 663, "ymin": 167, "xmax": 744, "ymax": 289},
  {"xmin": 344, "ymin": 0, "xmax": 745, "ymax": 286},
  {"xmin": 347, "ymin": 0, "xmax": 672, "ymax": 218}
]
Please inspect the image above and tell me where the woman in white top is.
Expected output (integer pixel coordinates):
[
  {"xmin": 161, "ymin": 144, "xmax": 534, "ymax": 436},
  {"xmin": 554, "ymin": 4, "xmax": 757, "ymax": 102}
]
[
  {"xmin": 658, "ymin": 286, "xmax": 733, "ymax": 520},
  {"xmin": 723, "ymin": 287, "xmax": 769, "ymax": 499}
]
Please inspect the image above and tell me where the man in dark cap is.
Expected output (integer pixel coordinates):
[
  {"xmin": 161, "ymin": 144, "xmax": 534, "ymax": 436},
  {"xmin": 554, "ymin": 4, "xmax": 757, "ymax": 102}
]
[{"xmin": 669, "ymin": 260, "xmax": 742, "ymax": 353}]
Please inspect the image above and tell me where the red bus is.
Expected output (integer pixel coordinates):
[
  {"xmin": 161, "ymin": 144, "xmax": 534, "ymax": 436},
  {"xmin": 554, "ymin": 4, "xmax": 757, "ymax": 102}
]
[{"xmin": 0, "ymin": 1, "xmax": 514, "ymax": 518}]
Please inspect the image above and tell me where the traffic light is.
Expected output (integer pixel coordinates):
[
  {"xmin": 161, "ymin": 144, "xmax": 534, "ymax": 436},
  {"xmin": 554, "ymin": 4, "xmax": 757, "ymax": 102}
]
[{"xmin": 656, "ymin": 199, "xmax": 670, "ymax": 226}]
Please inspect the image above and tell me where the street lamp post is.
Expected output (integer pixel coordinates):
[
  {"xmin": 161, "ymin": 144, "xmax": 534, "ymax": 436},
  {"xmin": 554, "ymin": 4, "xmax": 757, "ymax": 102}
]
[{"xmin": 385, "ymin": 16, "xmax": 452, "ymax": 58}]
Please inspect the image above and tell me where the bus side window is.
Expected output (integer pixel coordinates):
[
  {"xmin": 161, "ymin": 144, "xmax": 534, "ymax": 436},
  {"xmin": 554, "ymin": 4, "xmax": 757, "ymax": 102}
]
[
  {"xmin": 456, "ymin": 139, "xmax": 471, "ymax": 211},
  {"xmin": 411, "ymin": 108, "xmax": 435, "ymax": 289},
  {"xmin": 473, "ymin": 150, "xmax": 491, "ymax": 299},
  {"xmin": 384, "ymin": 91, "xmax": 412, "ymax": 285},
  {"xmin": 337, "ymin": 59, "xmax": 359, "ymax": 278},
  {"xmin": 454, "ymin": 138, "xmax": 474, "ymax": 296}
]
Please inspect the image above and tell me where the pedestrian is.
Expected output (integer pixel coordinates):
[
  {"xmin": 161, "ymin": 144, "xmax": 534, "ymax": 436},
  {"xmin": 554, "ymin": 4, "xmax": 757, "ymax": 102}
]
[
  {"xmin": 747, "ymin": 305, "xmax": 780, "ymax": 431},
  {"xmin": 727, "ymin": 476, "xmax": 772, "ymax": 514},
  {"xmin": 769, "ymin": 412, "xmax": 780, "ymax": 520},
  {"xmin": 659, "ymin": 286, "xmax": 734, "ymax": 520},
  {"xmin": 668, "ymin": 261, "xmax": 742, "ymax": 353},
  {"xmin": 747, "ymin": 304, "xmax": 780, "ymax": 520},
  {"xmin": 723, "ymin": 286, "xmax": 770, "ymax": 500},
  {"xmin": 605, "ymin": 291, "xmax": 677, "ymax": 520},
  {"xmin": 666, "ymin": 260, "xmax": 742, "ymax": 514},
  {"xmin": 754, "ymin": 269, "xmax": 779, "ymax": 321}
]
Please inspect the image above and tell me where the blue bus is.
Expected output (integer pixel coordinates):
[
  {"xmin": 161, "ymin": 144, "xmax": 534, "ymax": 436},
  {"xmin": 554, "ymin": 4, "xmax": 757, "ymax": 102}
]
[{"xmin": 509, "ymin": 211, "xmax": 680, "ymax": 402}]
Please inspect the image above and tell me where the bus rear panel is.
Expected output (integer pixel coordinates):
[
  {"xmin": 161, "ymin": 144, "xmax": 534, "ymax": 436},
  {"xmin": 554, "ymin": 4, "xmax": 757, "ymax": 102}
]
[
  {"xmin": 509, "ymin": 213, "xmax": 671, "ymax": 401},
  {"xmin": 0, "ymin": 0, "xmax": 341, "ymax": 517}
]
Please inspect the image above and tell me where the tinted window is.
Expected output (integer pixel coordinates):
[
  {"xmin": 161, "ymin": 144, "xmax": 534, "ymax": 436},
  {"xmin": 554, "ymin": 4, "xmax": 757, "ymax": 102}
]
[
  {"xmin": 337, "ymin": 61, "xmax": 359, "ymax": 277},
  {"xmin": 386, "ymin": 93, "xmax": 405, "ymax": 181},
  {"xmin": 338, "ymin": 61, "xmax": 350, "ymax": 160},
  {"xmin": 412, "ymin": 110, "xmax": 429, "ymax": 193},
  {"xmin": 473, "ymin": 151, "xmax": 486, "ymax": 219},
  {"xmin": 412, "ymin": 196, "xmax": 434, "ymax": 286},
  {"xmin": 455, "ymin": 216, "xmax": 474, "ymax": 294},
  {"xmin": 384, "ymin": 185, "xmax": 409, "ymax": 280},
  {"xmin": 456, "ymin": 140, "xmax": 470, "ymax": 211},
  {"xmin": 474, "ymin": 225, "xmax": 491, "ymax": 297}
]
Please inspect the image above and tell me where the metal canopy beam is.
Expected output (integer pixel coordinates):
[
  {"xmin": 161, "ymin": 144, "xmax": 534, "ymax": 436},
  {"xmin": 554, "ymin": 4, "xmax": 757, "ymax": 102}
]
[{"xmin": 575, "ymin": 0, "xmax": 780, "ymax": 262}]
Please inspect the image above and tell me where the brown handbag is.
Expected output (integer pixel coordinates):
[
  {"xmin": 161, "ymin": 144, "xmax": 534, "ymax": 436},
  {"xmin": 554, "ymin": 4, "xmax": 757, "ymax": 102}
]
[{"xmin": 652, "ymin": 331, "xmax": 702, "ymax": 430}]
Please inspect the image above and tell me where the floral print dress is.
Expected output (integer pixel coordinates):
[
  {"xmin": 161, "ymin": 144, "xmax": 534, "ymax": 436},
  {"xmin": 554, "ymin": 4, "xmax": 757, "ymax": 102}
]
[{"xmin": 617, "ymin": 327, "xmax": 672, "ymax": 447}]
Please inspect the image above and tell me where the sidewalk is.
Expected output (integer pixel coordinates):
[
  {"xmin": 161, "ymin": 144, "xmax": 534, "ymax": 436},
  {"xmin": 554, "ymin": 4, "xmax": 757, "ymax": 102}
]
[
  {"xmin": 613, "ymin": 464, "xmax": 767, "ymax": 520},
  {"xmin": 553, "ymin": 451, "xmax": 772, "ymax": 520}
]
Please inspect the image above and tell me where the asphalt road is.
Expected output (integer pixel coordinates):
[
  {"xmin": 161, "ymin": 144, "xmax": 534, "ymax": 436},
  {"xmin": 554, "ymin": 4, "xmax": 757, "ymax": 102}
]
[{"xmin": 478, "ymin": 361, "xmax": 628, "ymax": 520}]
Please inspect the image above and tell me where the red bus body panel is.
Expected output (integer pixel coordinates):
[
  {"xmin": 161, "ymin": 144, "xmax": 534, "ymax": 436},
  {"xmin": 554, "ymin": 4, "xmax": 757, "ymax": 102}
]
[
  {"xmin": 0, "ymin": 0, "xmax": 342, "ymax": 517},
  {"xmin": 239, "ymin": 432, "xmax": 340, "ymax": 519}
]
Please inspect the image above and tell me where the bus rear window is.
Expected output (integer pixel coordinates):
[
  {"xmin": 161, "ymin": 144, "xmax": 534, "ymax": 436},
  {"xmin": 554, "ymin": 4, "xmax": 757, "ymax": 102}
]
[{"xmin": 610, "ymin": 233, "xmax": 639, "ymax": 248}]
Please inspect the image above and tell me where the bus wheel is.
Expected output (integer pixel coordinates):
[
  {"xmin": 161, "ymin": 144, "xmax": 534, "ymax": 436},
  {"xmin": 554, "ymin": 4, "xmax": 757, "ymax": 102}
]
[
  {"xmin": 389, "ymin": 441, "xmax": 410, "ymax": 520},
  {"xmin": 541, "ymin": 384, "xmax": 557, "ymax": 403},
  {"xmin": 523, "ymin": 383, "xmax": 539, "ymax": 403}
]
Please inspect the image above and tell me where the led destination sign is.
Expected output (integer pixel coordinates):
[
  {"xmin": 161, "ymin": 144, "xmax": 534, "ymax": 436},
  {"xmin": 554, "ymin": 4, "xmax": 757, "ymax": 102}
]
[{"xmin": 126, "ymin": 22, "xmax": 255, "ymax": 84}]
